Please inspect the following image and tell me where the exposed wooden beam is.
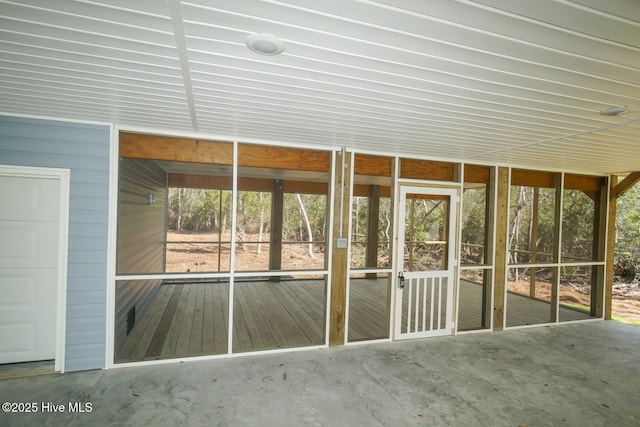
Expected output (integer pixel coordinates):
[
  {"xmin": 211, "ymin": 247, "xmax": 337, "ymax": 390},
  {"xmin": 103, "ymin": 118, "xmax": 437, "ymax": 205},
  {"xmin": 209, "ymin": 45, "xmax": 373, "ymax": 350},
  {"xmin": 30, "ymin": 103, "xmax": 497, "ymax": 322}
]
[
  {"xmin": 168, "ymin": 173, "xmax": 328, "ymax": 194},
  {"xmin": 120, "ymin": 133, "xmax": 331, "ymax": 173},
  {"xmin": 612, "ymin": 172, "xmax": 640, "ymax": 199},
  {"xmin": 353, "ymin": 184, "xmax": 390, "ymax": 197},
  {"xmin": 464, "ymin": 164, "xmax": 492, "ymax": 184},
  {"xmin": 511, "ymin": 169, "xmax": 557, "ymax": 188},
  {"xmin": 120, "ymin": 132, "xmax": 233, "ymax": 165},
  {"xmin": 238, "ymin": 143, "xmax": 330, "ymax": 173},
  {"xmin": 354, "ymin": 154, "xmax": 392, "ymax": 177},
  {"xmin": 564, "ymin": 174, "xmax": 606, "ymax": 192},
  {"xmin": 399, "ymin": 158, "xmax": 459, "ymax": 182}
]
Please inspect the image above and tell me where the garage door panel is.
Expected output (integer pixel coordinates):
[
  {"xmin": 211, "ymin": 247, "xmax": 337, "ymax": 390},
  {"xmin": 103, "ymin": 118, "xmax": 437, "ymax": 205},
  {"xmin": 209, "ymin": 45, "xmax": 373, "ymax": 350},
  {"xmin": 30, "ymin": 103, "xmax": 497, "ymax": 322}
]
[
  {"xmin": 0, "ymin": 270, "xmax": 57, "ymax": 316},
  {"xmin": 0, "ymin": 176, "xmax": 60, "ymax": 221},
  {"xmin": 0, "ymin": 222, "xmax": 59, "ymax": 268},
  {"xmin": 0, "ymin": 317, "xmax": 56, "ymax": 364}
]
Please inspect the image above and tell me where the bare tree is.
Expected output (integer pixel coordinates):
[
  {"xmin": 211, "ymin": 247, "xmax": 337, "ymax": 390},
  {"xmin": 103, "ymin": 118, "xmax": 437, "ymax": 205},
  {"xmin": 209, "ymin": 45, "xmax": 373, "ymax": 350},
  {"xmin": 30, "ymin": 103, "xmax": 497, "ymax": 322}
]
[{"xmin": 296, "ymin": 194, "xmax": 316, "ymax": 259}]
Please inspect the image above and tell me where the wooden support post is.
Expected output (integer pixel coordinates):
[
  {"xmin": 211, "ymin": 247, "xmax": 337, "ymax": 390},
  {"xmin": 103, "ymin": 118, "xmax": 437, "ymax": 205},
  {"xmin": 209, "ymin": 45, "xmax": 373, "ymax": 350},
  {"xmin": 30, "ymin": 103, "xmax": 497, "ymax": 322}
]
[
  {"xmin": 493, "ymin": 167, "xmax": 509, "ymax": 330},
  {"xmin": 529, "ymin": 187, "xmax": 539, "ymax": 298},
  {"xmin": 269, "ymin": 179, "xmax": 284, "ymax": 281},
  {"xmin": 605, "ymin": 176, "xmax": 618, "ymax": 320},
  {"xmin": 550, "ymin": 175, "xmax": 562, "ymax": 322},
  {"xmin": 482, "ymin": 170, "xmax": 496, "ymax": 328},
  {"xmin": 592, "ymin": 183, "xmax": 607, "ymax": 317},
  {"xmin": 366, "ymin": 185, "xmax": 381, "ymax": 279},
  {"xmin": 329, "ymin": 151, "xmax": 351, "ymax": 346}
]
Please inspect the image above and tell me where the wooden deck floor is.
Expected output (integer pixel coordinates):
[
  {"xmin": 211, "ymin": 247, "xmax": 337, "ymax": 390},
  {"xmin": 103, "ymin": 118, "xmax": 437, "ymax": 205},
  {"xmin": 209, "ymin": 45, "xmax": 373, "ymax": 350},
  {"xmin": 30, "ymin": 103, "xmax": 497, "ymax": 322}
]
[{"xmin": 116, "ymin": 278, "xmax": 594, "ymax": 363}]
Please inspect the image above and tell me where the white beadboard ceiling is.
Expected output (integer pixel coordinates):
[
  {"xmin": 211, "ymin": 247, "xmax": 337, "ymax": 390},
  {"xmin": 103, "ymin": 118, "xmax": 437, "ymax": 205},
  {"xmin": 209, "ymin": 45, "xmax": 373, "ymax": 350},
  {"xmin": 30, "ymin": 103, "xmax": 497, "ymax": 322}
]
[{"xmin": 1, "ymin": 0, "xmax": 639, "ymax": 174}]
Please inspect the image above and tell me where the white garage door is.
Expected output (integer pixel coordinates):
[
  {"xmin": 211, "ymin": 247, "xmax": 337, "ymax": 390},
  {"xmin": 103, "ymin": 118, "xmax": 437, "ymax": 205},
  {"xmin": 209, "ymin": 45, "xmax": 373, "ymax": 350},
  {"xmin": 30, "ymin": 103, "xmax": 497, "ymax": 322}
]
[{"xmin": 0, "ymin": 170, "xmax": 63, "ymax": 364}]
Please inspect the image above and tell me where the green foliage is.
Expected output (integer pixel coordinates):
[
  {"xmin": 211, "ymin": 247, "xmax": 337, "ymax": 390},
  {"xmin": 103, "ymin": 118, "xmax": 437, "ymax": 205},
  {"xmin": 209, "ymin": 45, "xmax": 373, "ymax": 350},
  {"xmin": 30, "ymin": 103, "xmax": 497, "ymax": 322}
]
[
  {"xmin": 168, "ymin": 188, "xmax": 327, "ymax": 241},
  {"xmin": 509, "ymin": 186, "xmax": 557, "ymax": 262},
  {"xmin": 282, "ymin": 193, "xmax": 327, "ymax": 241},
  {"xmin": 615, "ymin": 184, "xmax": 640, "ymax": 282},
  {"xmin": 461, "ymin": 187, "xmax": 487, "ymax": 265},
  {"xmin": 167, "ymin": 188, "xmax": 232, "ymax": 231},
  {"xmin": 461, "ymin": 187, "xmax": 486, "ymax": 246},
  {"xmin": 561, "ymin": 190, "xmax": 594, "ymax": 261}
]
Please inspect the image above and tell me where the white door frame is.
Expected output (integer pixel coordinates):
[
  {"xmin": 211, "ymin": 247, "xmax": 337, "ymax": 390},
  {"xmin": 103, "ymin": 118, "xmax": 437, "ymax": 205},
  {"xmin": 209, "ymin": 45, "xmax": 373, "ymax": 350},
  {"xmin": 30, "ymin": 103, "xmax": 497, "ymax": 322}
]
[
  {"xmin": 394, "ymin": 185, "xmax": 458, "ymax": 340},
  {"xmin": 0, "ymin": 165, "xmax": 70, "ymax": 372}
]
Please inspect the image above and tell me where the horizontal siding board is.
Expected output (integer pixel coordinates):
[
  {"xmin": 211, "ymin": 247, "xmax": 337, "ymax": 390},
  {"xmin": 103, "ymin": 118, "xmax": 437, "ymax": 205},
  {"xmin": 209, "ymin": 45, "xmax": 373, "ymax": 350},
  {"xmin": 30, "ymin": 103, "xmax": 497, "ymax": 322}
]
[
  {"xmin": 67, "ymin": 237, "xmax": 109, "ymax": 251},
  {"xmin": 68, "ymin": 250, "xmax": 109, "ymax": 264},
  {"xmin": 67, "ymin": 263, "xmax": 107, "ymax": 277},
  {"xmin": 0, "ymin": 138, "xmax": 110, "ymax": 157},
  {"xmin": 0, "ymin": 115, "xmax": 110, "ymax": 372},
  {"xmin": 69, "ymin": 210, "xmax": 109, "ymax": 224},
  {"xmin": 66, "ymin": 303, "xmax": 106, "ymax": 319},
  {"xmin": 69, "ymin": 170, "xmax": 110, "ymax": 185},
  {"xmin": 65, "ymin": 343, "xmax": 105, "ymax": 359},
  {"xmin": 68, "ymin": 222, "xmax": 109, "ymax": 238},
  {"xmin": 70, "ymin": 182, "xmax": 110, "ymax": 197},
  {"xmin": 0, "ymin": 118, "xmax": 110, "ymax": 140},
  {"xmin": 67, "ymin": 290, "xmax": 107, "ymax": 305},
  {"xmin": 63, "ymin": 334, "xmax": 105, "ymax": 347}
]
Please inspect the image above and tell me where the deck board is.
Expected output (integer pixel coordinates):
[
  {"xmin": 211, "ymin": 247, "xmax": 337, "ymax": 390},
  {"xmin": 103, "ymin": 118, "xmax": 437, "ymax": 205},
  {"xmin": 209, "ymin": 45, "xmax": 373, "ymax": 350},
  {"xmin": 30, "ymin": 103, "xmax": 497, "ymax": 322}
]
[{"xmin": 116, "ymin": 278, "xmax": 596, "ymax": 363}]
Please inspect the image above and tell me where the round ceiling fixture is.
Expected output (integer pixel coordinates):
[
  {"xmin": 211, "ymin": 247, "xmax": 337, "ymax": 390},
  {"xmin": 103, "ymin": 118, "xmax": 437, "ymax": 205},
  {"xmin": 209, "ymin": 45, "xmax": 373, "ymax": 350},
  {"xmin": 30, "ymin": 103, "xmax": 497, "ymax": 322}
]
[
  {"xmin": 599, "ymin": 105, "xmax": 631, "ymax": 116},
  {"xmin": 245, "ymin": 33, "xmax": 286, "ymax": 56}
]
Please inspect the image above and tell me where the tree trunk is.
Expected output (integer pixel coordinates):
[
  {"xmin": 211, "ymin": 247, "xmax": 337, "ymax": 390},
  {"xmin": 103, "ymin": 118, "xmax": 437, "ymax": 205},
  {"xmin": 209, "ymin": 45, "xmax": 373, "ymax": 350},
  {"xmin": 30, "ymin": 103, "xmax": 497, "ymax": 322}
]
[{"xmin": 296, "ymin": 194, "xmax": 316, "ymax": 259}]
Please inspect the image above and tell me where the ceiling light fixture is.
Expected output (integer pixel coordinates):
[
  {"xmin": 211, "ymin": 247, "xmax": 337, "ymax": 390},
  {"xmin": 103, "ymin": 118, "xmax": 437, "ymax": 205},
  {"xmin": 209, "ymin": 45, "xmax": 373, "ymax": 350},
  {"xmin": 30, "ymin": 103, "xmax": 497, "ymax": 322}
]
[
  {"xmin": 245, "ymin": 33, "xmax": 285, "ymax": 56},
  {"xmin": 599, "ymin": 105, "xmax": 631, "ymax": 116}
]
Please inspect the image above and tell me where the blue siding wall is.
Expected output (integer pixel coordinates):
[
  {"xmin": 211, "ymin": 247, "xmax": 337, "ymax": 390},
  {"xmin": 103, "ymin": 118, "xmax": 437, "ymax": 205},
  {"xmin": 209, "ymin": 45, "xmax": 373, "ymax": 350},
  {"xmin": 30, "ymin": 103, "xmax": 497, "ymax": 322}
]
[{"xmin": 0, "ymin": 115, "xmax": 110, "ymax": 371}]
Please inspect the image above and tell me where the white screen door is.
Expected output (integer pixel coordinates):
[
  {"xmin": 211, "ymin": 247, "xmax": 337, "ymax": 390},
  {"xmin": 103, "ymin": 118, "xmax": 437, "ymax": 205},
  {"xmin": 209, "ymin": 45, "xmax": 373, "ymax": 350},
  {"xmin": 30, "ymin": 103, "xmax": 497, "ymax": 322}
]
[
  {"xmin": 0, "ymin": 170, "xmax": 63, "ymax": 364},
  {"xmin": 395, "ymin": 186, "xmax": 457, "ymax": 339}
]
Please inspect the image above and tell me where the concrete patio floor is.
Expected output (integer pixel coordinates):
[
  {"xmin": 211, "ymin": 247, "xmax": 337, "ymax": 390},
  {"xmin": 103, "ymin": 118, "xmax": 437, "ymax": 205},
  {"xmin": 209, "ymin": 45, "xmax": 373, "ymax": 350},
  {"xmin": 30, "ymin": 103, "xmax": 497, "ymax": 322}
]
[{"xmin": 1, "ymin": 321, "xmax": 639, "ymax": 426}]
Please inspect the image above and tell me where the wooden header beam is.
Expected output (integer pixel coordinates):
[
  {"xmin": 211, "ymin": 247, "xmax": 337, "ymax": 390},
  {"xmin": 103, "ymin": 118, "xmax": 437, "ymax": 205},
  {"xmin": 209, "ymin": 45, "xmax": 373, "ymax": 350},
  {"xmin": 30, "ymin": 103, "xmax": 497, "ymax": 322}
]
[
  {"xmin": 168, "ymin": 173, "xmax": 328, "ymax": 194},
  {"xmin": 564, "ymin": 174, "xmax": 606, "ymax": 192},
  {"xmin": 120, "ymin": 133, "xmax": 331, "ymax": 173},
  {"xmin": 400, "ymin": 158, "xmax": 459, "ymax": 181},
  {"xmin": 511, "ymin": 169, "xmax": 557, "ymax": 188},
  {"xmin": 238, "ymin": 143, "xmax": 330, "ymax": 173},
  {"xmin": 120, "ymin": 132, "xmax": 233, "ymax": 165},
  {"xmin": 464, "ymin": 164, "xmax": 492, "ymax": 184},
  {"xmin": 353, "ymin": 184, "xmax": 391, "ymax": 198},
  {"xmin": 353, "ymin": 154, "xmax": 392, "ymax": 177}
]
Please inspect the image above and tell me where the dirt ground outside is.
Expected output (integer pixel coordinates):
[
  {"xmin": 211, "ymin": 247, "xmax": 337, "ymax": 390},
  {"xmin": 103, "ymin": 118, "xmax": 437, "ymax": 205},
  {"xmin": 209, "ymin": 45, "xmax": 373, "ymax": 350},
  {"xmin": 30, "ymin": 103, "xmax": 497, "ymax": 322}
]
[
  {"xmin": 505, "ymin": 280, "xmax": 640, "ymax": 325},
  {"xmin": 166, "ymin": 231, "xmax": 325, "ymax": 273},
  {"xmin": 166, "ymin": 231, "xmax": 640, "ymax": 325}
]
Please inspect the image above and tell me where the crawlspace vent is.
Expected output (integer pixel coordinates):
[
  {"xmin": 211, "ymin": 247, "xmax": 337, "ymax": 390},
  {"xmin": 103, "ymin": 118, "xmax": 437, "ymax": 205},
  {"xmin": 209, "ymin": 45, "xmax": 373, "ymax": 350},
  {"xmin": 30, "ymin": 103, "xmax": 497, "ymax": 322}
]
[{"xmin": 126, "ymin": 306, "xmax": 135, "ymax": 335}]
